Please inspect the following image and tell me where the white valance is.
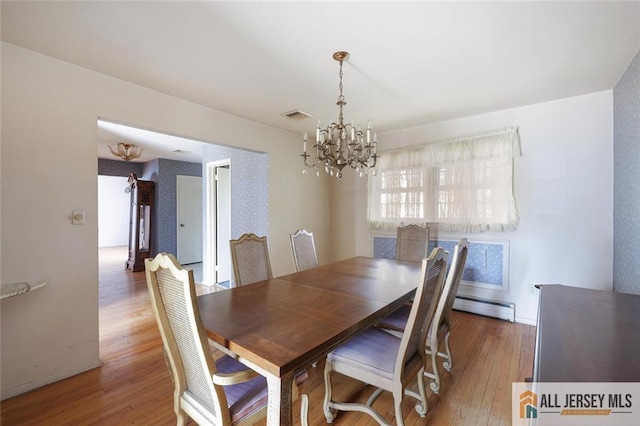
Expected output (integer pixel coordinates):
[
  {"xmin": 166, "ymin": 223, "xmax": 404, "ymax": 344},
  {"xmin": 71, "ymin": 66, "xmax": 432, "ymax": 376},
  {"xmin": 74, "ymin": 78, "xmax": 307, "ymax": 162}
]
[{"xmin": 377, "ymin": 127, "xmax": 521, "ymax": 170}]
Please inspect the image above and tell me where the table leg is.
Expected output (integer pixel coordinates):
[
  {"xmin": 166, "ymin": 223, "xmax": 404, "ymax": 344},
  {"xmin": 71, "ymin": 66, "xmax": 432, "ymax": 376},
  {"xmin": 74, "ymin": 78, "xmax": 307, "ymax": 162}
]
[{"xmin": 266, "ymin": 371, "xmax": 294, "ymax": 426}]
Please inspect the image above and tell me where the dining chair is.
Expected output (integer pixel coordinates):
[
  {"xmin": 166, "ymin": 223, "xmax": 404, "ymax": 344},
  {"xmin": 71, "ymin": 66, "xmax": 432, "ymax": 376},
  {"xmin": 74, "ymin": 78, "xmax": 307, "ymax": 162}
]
[
  {"xmin": 145, "ymin": 252, "xmax": 309, "ymax": 425},
  {"xmin": 229, "ymin": 233, "xmax": 273, "ymax": 286},
  {"xmin": 377, "ymin": 238, "xmax": 469, "ymax": 394},
  {"xmin": 323, "ymin": 247, "xmax": 448, "ymax": 426},
  {"xmin": 396, "ymin": 224, "xmax": 429, "ymax": 262},
  {"xmin": 290, "ymin": 229, "xmax": 319, "ymax": 272}
]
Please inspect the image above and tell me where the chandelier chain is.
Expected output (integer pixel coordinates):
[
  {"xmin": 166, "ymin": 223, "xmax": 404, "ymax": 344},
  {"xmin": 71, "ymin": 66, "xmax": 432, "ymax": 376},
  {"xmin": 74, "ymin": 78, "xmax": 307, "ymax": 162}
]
[{"xmin": 337, "ymin": 58, "xmax": 345, "ymax": 124}]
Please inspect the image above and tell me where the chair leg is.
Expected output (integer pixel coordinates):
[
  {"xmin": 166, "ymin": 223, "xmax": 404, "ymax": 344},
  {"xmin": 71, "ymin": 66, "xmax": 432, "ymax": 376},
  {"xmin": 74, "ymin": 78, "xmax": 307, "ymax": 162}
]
[
  {"xmin": 292, "ymin": 374, "xmax": 309, "ymax": 426},
  {"xmin": 406, "ymin": 366, "xmax": 429, "ymax": 417},
  {"xmin": 300, "ymin": 394, "xmax": 309, "ymax": 426},
  {"xmin": 429, "ymin": 334, "xmax": 441, "ymax": 394},
  {"xmin": 415, "ymin": 366, "xmax": 428, "ymax": 417},
  {"xmin": 441, "ymin": 331, "xmax": 453, "ymax": 372},
  {"xmin": 393, "ymin": 388, "xmax": 405, "ymax": 426},
  {"xmin": 423, "ymin": 335, "xmax": 441, "ymax": 394},
  {"xmin": 323, "ymin": 361, "xmax": 336, "ymax": 423},
  {"xmin": 366, "ymin": 387, "xmax": 385, "ymax": 407}
]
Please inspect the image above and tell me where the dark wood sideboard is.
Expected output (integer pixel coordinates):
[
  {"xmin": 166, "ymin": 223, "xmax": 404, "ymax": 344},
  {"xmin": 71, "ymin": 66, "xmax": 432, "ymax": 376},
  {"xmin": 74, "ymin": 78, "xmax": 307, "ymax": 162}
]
[{"xmin": 533, "ymin": 284, "xmax": 640, "ymax": 382}]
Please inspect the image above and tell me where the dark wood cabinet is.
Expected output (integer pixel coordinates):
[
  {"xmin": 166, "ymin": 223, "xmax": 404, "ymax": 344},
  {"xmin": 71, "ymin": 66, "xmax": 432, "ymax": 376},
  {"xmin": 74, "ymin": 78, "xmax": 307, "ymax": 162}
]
[
  {"xmin": 533, "ymin": 284, "xmax": 640, "ymax": 382},
  {"xmin": 126, "ymin": 176, "xmax": 155, "ymax": 272}
]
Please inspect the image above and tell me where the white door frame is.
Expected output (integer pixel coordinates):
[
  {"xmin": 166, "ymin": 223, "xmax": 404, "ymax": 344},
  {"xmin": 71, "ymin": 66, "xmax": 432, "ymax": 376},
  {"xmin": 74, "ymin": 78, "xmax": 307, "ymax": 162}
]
[{"xmin": 205, "ymin": 159, "xmax": 231, "ymax": 286}]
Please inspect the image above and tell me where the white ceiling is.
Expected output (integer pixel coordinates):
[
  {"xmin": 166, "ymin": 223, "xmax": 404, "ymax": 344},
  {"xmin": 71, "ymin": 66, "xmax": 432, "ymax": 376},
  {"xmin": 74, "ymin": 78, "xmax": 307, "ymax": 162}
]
[
  {"xmin": 97, "ymin": 119, "xmax": 208, "ymax": 164},
  {"xmin": 3, "ymin": 1, "xmax": 639, "ymax": 163}
]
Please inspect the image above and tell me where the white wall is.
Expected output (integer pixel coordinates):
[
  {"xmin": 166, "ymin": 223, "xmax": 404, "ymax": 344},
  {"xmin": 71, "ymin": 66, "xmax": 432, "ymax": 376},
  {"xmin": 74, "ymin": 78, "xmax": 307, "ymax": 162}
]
[
  {"xmin": 330, "ymin": 91, "xmax": 614, "ymax": 325},
  {"xmin": 98, "ymin": 175, "xmax": 130, "ymax": 247},
  {"xmin": 0, "ymin": 42, "xmax": 329, "ymax": 399}
]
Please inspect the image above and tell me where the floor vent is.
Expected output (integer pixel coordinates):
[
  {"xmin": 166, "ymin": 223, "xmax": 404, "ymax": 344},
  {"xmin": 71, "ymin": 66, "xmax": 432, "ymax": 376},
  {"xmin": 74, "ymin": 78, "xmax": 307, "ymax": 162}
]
[{"xmin": 453, "ymin": 295, "xmax": 515, "ymax": 322}]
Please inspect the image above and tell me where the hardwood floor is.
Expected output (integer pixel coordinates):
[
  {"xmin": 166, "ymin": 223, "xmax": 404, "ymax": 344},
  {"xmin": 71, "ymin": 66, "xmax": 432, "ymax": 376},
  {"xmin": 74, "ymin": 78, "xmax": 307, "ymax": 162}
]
[{"xmin": 1, "ymin": 247, "xmax": 535, "ymax": 425}]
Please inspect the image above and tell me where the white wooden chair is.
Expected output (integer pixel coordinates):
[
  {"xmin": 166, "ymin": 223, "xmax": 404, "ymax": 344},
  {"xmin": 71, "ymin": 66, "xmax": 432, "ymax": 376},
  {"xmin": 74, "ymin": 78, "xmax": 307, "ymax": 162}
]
[
  {"xmin": 395, "ymin": 224, "xmax": 429, "ymax": 262},
  {"xmin": 145, "ymin": 253, "xmax": 281, "ymax": 425},
  {"xmin": 377, "ymin": 238, "xmax": 469, "ymax": 394},
  {"xmin": 229, "ymin": 233, "xmax": 272, "ymax": 286},
  {"xmin": 322, "ymin": 247, "xmax": 448, "ymax": 425},
  {"xmin": 290, "ymin": 229, "xmax": 319, "ymax": 272}
]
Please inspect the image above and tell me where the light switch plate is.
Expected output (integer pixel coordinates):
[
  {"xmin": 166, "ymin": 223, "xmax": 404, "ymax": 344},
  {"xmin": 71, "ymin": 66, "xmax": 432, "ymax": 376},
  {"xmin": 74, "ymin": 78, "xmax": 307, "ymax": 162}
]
[{"xmin": 72, "ymin": 209, "xmax": 85, "ymax": 225}]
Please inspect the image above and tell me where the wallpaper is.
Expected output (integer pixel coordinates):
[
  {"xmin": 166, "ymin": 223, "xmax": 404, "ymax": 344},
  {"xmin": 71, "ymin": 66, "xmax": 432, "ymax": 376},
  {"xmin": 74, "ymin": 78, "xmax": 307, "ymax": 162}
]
[
  {"xmin": 201, "ymin": 144, "xmax": 269, "ymax": 283},
  {"xmin": 201, "ymin": 145, "xmax": 269, "ymax": 238},
  {"xmin": 97, "ymin": 158, "xmax": 143, "ymax": 177},
  {"xmin": 372, "ymin": 236, "xmax": 505, "ymax": 288},
  {"xmin": 141, "ymin": 159, "xmax": 202, "ymax": 256},
  {"xmin": 613, "ymin": 48, "xmax": 640, "ymax": 295}
]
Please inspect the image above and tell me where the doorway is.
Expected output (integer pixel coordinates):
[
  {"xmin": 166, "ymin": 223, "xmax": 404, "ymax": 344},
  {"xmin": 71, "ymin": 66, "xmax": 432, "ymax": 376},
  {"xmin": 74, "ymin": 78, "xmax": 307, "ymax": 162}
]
[
  {"xmin": 97, "ymin": 175, "xmax": 130, "ymax": 249},
  {"xmin": 206, "ymin": 160, "xmax": 231, "ymax": 287}
]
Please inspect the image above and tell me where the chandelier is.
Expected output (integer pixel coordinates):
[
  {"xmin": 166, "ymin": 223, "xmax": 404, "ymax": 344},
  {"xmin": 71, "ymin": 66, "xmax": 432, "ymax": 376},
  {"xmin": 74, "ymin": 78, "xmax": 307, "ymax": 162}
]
[
  {"xmin": 108, "ymin": 143, "xmax": 144, "ymax": 162},
  {"xmin": 302, "ymin": 51, "xmax": 378, "ymax": 179}
]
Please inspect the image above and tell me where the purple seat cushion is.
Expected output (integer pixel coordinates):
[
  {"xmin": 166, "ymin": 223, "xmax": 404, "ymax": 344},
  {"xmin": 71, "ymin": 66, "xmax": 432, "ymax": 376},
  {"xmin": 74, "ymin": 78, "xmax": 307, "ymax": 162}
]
[
  {"xmin": 216, "ymin": 355, "xmax": 268, "ymax": 424},
  {"xmin": 327, "ymin": 327, "xmax": 402, "ymax": 381},
  {"xmin": 378, "ymin": 303, "xmax": 446, "ymax": 340},
  {"xmin": 216, "ymin": 356, "xmax": 308, "ymax": 424},
  {"xmin": 377, "ymin": 303, "xmax": 411, "ymax": 331}
]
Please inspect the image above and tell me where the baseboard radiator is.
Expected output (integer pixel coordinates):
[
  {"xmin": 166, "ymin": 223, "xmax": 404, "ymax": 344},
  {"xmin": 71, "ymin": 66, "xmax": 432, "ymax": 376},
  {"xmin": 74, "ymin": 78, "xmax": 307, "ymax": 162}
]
[{"xmin": 453, "ymin": 295, "xmax": 515, "ymax": 322}]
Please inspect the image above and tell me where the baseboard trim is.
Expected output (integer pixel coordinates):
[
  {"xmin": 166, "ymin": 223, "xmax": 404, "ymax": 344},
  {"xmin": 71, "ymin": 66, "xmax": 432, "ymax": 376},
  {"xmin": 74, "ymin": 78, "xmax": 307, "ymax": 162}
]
[
  {"xmin": 1, "ymin": 358, "xmax": 103, "ymax": 401},
  {"xmin": 515, "ymin": 316, "xmax": 537, "ymax": 326}
]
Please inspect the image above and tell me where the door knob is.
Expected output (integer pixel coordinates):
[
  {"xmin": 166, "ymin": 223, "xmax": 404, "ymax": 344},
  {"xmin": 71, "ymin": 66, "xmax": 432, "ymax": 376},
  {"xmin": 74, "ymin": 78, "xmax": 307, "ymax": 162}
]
[{"xmin": 180, "ymin": 224, "xmax": 185, "ymax": 227}]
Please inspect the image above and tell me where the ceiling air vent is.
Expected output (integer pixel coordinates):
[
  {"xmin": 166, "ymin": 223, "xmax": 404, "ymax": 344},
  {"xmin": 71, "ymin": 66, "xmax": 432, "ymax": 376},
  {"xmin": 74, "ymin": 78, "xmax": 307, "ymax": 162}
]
[{"xmin": 282, "ymin": 110, "xmax": 312, "ymax": 121}]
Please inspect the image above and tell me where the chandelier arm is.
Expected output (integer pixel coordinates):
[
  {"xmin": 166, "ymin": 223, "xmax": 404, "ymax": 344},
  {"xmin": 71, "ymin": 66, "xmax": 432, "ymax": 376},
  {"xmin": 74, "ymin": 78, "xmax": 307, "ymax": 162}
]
[{"xmin": 302, "ymin": 152, "xmax": 318, "ymax": 168}]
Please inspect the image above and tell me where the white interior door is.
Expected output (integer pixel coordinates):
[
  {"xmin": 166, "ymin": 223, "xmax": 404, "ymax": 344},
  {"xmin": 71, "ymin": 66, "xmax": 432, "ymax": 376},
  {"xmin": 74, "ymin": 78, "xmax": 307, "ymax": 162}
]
[
  {"xmin": 215, "ymin": 166, "xmax": 231, "ymax": 284},
  {"xmin": 177, "ymin": 175, "xmax": 203, "ymax": 265}
]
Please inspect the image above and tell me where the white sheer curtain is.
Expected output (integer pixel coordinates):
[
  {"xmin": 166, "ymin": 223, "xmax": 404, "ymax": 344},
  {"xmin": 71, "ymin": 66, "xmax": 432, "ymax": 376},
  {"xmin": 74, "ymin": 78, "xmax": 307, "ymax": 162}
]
[{"xmin": 368, "ymin": 127, "xmax": 521, "ymax": 232}]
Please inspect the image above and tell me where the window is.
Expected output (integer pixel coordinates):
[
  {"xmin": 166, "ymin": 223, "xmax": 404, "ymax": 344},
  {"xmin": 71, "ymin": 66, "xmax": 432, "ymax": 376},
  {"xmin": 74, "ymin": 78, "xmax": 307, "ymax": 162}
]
[
  {"xmin": 379, "ymin": 168, "xmax": 425, "ymax": 220},
  {"xmin": 368, "ymin": 127, "xmax": 521, "ymax": 232}
]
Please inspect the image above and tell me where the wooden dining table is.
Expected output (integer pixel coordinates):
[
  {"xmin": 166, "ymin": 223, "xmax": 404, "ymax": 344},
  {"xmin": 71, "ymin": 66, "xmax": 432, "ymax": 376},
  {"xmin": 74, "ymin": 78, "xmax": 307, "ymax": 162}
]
[{"xmin": 197, "ymin": 256, "xmax": 422, "ymax": 426}]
